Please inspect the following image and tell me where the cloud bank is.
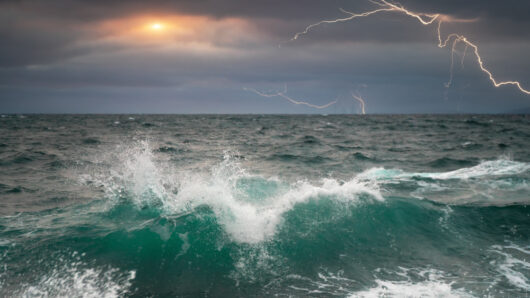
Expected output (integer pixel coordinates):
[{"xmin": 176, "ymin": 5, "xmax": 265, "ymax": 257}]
[{"xmin": 0, "ymin": 0, "xmax": 529, "ymax": 113}]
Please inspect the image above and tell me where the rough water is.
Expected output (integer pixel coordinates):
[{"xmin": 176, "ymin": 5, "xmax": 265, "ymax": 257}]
[{"xmin": 0, "ymin": 114, "xmax": 529, "ymax": 297}]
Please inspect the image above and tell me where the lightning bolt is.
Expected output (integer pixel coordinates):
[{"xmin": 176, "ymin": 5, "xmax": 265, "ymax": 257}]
[
  {"xmin": 243, "ymin": 85, "xmax": 338, "ymax": 109},
  {"xmin": 445, "ymin": 37, "xmax": 460, "ymax": 88},
  {"xmin": 291, "ymin": 7, "xmax": 397, "ymax": 41},
  {"xmin": 291, "ymin": 0, "xmax": 530, "ymax": 96},
  {"xmin": 461, "ymin": 44, "xmax": 468, "ymax": 69},
  {"xmin": 351, "ymin": 92, "xmax": 367, "ymax": 114}
]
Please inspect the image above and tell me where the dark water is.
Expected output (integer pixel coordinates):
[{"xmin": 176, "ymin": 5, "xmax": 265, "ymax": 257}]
[{"xmin": 0, "ymin": 114, "xmax": 529, "ymax": 297}]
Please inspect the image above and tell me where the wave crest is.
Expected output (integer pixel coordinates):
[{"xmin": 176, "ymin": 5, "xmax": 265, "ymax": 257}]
[
  {"xmin": 82, "ymin": 142, "xmax": 383, "ymax": 243},
  {"xmin": 357, "ymin": 158, "xmax": 530, "ymax": 205}
]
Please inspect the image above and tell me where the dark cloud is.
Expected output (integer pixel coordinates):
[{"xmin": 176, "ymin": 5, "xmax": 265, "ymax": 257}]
[
  {"xmin": 4, "ymin": 0, "xmax": 529, "ymax": 22},
  {"xmin": 0, "ymin": 0, "xmax": 528, "ymax": 113},
  {"xmin": 1, "ymin": 0, "xmax": 528, "ymax": 67}
]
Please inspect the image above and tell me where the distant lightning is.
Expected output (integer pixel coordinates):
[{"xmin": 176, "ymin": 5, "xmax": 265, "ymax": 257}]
[
  {"xmin": 436, "ymin": 23, "xmax": 530, "ymax": 94},
  {"xmin": 461, "ymin": 44, "xmax": 468, "ymax": 69},
  {"xmin": 445, "ymin": 37, "xmax": 460, "ymax": 88},
  {"xmin": 290, "ymin": 7, "xmax": 396, "ymax": 41},
  {"xmin": 243, "ymin": 85, "xmax": 338, "ymax": 109},
  {"xmin": 351, "ymin": 92, "xmax": 367, "ymax": 114},
  {"xmin": 291, "ymin": 0, "xmax": 530, "ymax": 96}
]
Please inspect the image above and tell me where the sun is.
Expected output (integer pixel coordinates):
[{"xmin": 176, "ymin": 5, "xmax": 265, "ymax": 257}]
[{"xmin": 150, "ymin": 23, "xmax": 164, "ymax": 31}]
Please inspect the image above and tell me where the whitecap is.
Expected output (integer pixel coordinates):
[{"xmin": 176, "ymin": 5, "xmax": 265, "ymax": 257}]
[{"xmin": 356, "ymin": 158, "xmax": 530, "ymax": 205}]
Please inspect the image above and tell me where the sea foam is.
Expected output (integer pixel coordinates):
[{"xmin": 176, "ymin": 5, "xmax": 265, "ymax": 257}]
[
  {"xmin": 351, "ymin": 268, "xmax": 474, "ymax": 298},
  {"xmin": 19, "ymin": 252, "xmax": 135, "ymax": 298}
]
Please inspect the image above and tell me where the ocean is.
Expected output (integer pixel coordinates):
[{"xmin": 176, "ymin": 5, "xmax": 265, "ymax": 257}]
[{"xmin": 0, "ymin": 114, "xmax": 528, "ymax": 297}]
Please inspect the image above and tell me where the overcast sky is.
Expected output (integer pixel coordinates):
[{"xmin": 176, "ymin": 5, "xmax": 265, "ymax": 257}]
[{"xmin": 0, "ymin": 0, "xmax": 529, "ymax": 113}]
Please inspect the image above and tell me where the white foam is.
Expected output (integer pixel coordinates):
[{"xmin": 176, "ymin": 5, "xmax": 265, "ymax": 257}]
[
  {"xmin": 275, "ymin": 268, "xmax": 474, "ymax": 297},
  {"xmin": 352, "ymin": 268, "xmax": 474, "ymax": 298},
  {"xmin": 490, "ymin": 244, "xmax": 530, "ymax": 291},
  {"xmin": 19, "ymin": 257, "xmax": 135, "ymax": 297},
  {"xmin": 352, "ymin": 279, "xmax": 474, "ymax": 298}
]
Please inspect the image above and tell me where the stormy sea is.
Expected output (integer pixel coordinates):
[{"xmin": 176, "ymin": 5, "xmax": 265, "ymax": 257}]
[{"xmin": 0, "ymin": 114, "xmax": 528, "ymax": 297}]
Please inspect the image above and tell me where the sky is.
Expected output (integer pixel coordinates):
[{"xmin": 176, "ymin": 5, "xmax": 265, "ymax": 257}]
[{"xmin": 0, "ymin": 0, "xmax": 529, "ymax": 114}]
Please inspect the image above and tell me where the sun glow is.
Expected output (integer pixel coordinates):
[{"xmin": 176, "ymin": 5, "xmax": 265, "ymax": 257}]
[
  {"xmin": 150, "ymin": 23, "xmax": 164, "ymax": 31},
  {"xmin": 95, "ymin": 14, "xmax": 257, "ymax": 50}
]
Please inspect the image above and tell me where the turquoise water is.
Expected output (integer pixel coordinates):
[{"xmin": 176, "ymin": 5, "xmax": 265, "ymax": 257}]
[{"xmin": 0, "ymin": 115, "xmax": 529, "ymax": 297}]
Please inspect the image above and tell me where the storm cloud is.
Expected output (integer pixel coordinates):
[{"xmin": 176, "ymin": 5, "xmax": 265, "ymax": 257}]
[{"xmin": 0, "ymin": 0, "xmax": 529, "ymax": 113}]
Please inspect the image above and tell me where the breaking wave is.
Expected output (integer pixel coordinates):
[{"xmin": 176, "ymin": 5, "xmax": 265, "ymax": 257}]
[
  {"xmin": 73, "ymin": 141, "xmax": 530, "ymax": 244},
  {"xmin": 80, "ymin": 141, "xmax": 383, "ymax": 243}
]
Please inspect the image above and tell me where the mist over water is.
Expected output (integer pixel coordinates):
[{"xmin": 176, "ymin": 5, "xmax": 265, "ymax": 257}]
[{"xmin": 0, "ymin": 115, "xmax": 529, "ymax": 297}]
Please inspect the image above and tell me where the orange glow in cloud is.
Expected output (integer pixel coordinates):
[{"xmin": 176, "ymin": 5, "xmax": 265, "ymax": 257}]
[{"xmin": 94, "ymin": 14, "xmax": 258, "ymax": 48}]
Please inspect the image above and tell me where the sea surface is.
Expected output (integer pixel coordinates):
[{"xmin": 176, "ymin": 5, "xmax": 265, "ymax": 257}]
[{"xmin": 0, "ymin": 114, "xmax": 529, "ymax": 297}]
